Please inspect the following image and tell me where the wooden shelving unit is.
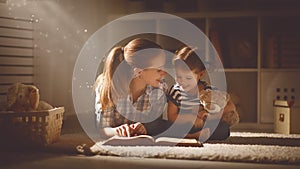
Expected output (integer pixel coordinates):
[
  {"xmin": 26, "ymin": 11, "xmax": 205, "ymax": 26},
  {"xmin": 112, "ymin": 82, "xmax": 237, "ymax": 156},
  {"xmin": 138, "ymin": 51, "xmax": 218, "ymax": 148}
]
[
  {"xmin": 108, "ymin": 1, "xmax": 300, "ymax": 131},
  {"xmin": 171, "ymin": 10, "xmax": 300, "ymax": 131}
]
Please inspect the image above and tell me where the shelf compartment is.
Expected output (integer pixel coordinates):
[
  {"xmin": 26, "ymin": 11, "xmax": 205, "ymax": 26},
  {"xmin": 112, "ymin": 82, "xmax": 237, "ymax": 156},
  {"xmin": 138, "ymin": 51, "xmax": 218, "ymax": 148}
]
[
  {"xmin": 262, "ymin": 16, "xmax": 300, "ymax": 69},
  {"xmin": 225, "ymin": 72, "xmax": 257, "ymax": 123},
  {"xmin": 209, "ymin": 17, "xmax": 258, "ymax": 69}
]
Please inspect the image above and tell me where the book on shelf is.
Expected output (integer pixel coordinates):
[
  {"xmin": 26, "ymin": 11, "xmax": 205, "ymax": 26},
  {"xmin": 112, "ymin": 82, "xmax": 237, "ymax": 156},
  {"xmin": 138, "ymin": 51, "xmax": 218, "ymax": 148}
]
[
  {"xmin": 209, "ymin": 28, "xmax": 224, "ymax": 67},
  {"xmin": 265, "ymin": 35, "xmax": 278, "ymax": 68},
  {"xmin": 265, "ymin": 33, "xmax": 300, "ymax": 68},
  {"xmin": 96, "ymin": 135, "xmax": 203, "ymax": 147}
]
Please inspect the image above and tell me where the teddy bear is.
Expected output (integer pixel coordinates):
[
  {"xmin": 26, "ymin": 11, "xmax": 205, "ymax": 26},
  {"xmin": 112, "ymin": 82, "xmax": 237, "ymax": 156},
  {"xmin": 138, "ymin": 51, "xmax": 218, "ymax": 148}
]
[
  {"xmin": 6, "ymin": 83, "xmax": 53, "ymax": 112},
  {"xmin": 199, "ymin": 89, "xmax": 240, "ymax": 127}
]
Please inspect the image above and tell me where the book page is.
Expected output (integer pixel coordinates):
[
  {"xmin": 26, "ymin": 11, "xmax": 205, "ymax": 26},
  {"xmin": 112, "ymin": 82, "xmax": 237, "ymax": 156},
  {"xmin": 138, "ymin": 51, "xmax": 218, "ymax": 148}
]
[
  {"xmin": 102, "ymin": 135, "xmax": 155, "ymax": 146},
  {"xmin": 155, "ymin": 137, "xmax": 203, "ymax": 147},
  {"xmin": 99, "ymin": 135, "xmax": 203, "ymax": 147}
]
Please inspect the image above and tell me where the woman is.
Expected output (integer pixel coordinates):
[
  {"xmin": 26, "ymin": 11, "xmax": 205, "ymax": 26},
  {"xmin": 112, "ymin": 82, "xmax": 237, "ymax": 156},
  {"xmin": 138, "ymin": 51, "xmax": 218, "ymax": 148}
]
[{"xmin": 94, "ymin": 38, "xmax": 167, "ymax": 138}]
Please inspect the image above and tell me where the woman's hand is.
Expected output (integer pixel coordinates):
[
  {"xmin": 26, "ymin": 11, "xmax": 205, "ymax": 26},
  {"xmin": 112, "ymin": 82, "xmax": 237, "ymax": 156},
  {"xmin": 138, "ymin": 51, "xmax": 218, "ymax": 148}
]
[
  {"xmin": 130, "ymin": 122, "xmax": 147, "ymax": 136},
  {"xmin": 115, "ymin": 124, "xmax": 135, "ymax": 137},
  {"xmin": 115, "ymin": 122, "xmax": 147, "ymax": 137}
]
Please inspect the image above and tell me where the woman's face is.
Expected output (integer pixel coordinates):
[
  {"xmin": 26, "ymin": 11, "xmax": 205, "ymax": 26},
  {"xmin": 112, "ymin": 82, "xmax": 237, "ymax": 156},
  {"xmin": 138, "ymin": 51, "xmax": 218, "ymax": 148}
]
[{"xmin": 141, "ymin": 53, "xmax": 166, "ymax": 88}]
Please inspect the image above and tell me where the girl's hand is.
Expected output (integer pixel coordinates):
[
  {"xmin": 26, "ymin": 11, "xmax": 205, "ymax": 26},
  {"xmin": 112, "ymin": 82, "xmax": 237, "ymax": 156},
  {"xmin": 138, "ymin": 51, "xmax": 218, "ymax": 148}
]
[
  {"xmin": 194, "ymin": 110, "xmax": 209, "ymax": 128},
  {"xmin": 130, "ymin": 122, "xmax": 147, "ymax": 135}
]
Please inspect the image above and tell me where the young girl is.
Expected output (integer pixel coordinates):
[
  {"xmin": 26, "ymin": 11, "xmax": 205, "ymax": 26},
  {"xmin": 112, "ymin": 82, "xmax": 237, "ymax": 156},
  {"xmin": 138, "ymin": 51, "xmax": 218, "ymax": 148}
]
[
  {"xmin": 94, "ymin": 38, "xmax": 167, "ymax": 138},
  {"xmin": 167, "ymin": 46, "xmax": 239, "ymax": 141}
]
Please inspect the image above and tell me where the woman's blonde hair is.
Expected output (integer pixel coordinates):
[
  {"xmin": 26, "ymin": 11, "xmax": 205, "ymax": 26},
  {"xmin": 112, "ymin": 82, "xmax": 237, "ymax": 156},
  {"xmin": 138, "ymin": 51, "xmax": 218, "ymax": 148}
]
[{"xmin": 96, "ymin": 38, "xmax": 164, "ymax": 110}]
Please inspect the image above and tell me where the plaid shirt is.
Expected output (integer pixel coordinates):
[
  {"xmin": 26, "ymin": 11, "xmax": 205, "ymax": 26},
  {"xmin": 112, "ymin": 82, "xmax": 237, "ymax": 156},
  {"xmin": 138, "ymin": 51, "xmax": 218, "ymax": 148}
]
[{"xmin": 95, "ymin": 83, "xmax": 167, "ymax": 128}]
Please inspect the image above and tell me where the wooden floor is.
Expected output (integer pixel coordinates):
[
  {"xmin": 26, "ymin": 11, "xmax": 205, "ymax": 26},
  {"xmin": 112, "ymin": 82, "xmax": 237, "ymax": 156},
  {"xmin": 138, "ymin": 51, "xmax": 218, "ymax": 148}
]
[
  {"xmin": 1, "ymin": 151, "xmax": 299, "ymax": 169},
  {"xmin": 1, "ymin": 117, "xmax": 300, "ymax": 169}
]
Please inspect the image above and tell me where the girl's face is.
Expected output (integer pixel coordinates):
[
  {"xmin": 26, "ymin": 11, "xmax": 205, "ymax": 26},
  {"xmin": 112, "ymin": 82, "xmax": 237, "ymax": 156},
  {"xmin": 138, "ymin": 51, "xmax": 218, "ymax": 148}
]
[
  {"xmin": 141, "ymin": 53, "xmax": 166, "ymax": 88},
  {"xmin": 175, "ymin": 68, "xmax": 199, "ymax": 92}
]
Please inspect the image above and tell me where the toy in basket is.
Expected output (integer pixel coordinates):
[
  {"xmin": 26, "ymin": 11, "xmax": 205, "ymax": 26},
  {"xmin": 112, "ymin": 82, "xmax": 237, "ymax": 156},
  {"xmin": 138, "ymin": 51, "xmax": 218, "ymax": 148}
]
[
  {"xmin": 0, "ymin": 83, "xmax": 64, "ymax": 147},
  {"xmin": 5, "ymin": 83, "xmax": 53, "ymax": 112}
]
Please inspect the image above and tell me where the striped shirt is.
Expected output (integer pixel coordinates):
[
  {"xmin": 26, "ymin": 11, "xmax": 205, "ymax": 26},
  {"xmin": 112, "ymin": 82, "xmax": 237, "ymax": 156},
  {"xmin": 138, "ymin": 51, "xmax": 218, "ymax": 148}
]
[{"xmin": 167, "ymin": 80, "xmax": 212, "ymax": 113}]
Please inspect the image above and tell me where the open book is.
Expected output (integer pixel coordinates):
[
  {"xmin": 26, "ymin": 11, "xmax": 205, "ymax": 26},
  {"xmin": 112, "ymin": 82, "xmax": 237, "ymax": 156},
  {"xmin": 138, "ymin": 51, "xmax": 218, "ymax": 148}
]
[{"xmin": 99, "ymin": 135, "xmax": 203, "ymax": 147}]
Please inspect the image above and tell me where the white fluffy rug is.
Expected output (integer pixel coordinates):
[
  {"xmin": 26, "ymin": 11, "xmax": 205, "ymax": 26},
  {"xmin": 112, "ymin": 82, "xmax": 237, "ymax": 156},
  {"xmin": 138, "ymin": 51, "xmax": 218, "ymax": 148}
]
[
  {"xmin": 86, "ymin": 132, "xmax": 300, "ymax": 165},
  {"xmin": 230, "ymin": 132, "xmax": 300, "ymax": 139},
  {"xmin": 214, "ymin": 132, "xmax": 300, "ymax": 146},
  {"xmin": 89, "ymin": 143, "xmax": 300, "ymax": 164}
]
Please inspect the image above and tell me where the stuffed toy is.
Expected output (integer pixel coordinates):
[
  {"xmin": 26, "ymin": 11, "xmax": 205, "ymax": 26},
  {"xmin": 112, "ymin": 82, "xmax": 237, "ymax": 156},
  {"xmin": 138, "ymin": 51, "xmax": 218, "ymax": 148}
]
[
  {"xmin": 6, "ymin": 83, "xmax": 53, "ymax": 112},
  {"xmin": 199, "ymin": 90, "xmax": 240, "ymax": 127},
  {"xmin": 199, "ymin": 90, "xmax": 229, "ymax": 112}
]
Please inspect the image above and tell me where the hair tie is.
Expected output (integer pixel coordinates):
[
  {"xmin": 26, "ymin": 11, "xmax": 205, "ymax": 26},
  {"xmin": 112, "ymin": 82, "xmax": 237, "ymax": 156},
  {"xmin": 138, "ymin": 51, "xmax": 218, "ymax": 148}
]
[{"xmin": 117, "ymin": 47, "xmax": 125, "ymax": 62}]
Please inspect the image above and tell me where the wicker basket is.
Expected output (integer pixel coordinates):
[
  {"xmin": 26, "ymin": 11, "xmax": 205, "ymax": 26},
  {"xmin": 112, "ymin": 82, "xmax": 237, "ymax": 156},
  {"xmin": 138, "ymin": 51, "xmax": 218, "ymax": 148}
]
[{"xmin": 0, "ymin": 107, "xmax": 64, "ymax": 147}]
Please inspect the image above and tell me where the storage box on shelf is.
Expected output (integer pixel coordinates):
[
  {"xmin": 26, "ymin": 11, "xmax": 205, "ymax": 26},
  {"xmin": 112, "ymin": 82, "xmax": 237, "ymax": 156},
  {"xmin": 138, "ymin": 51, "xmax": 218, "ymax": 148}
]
[{"xmin": 274, "ymin": 100, "xmax": 300, "ymax": 134}]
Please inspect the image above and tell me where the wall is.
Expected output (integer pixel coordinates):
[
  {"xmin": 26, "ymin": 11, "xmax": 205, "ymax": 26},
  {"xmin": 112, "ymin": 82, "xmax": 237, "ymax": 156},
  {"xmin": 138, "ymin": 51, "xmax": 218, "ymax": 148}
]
[
  {"xmin": 0, "ymin": 0, "xmax": 129, "ymax": 117},
  {"xmin": 3, "ymin": 0, "xmax": 299, "ymax": 130}
]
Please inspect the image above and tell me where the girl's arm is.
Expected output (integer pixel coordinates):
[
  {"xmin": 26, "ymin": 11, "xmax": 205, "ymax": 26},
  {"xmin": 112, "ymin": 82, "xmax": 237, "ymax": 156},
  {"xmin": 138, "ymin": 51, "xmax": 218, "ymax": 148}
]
[
  {"xmin": 167, "ymin": 100, "xmax": 198, "ymax": 124},
  {"xmin": 167, "ymin": 100, "xmax": 179, "ymax": 122},
  {"xmin": 185, "ymin": 128, "xmax": 210, "ymax": 141}
]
